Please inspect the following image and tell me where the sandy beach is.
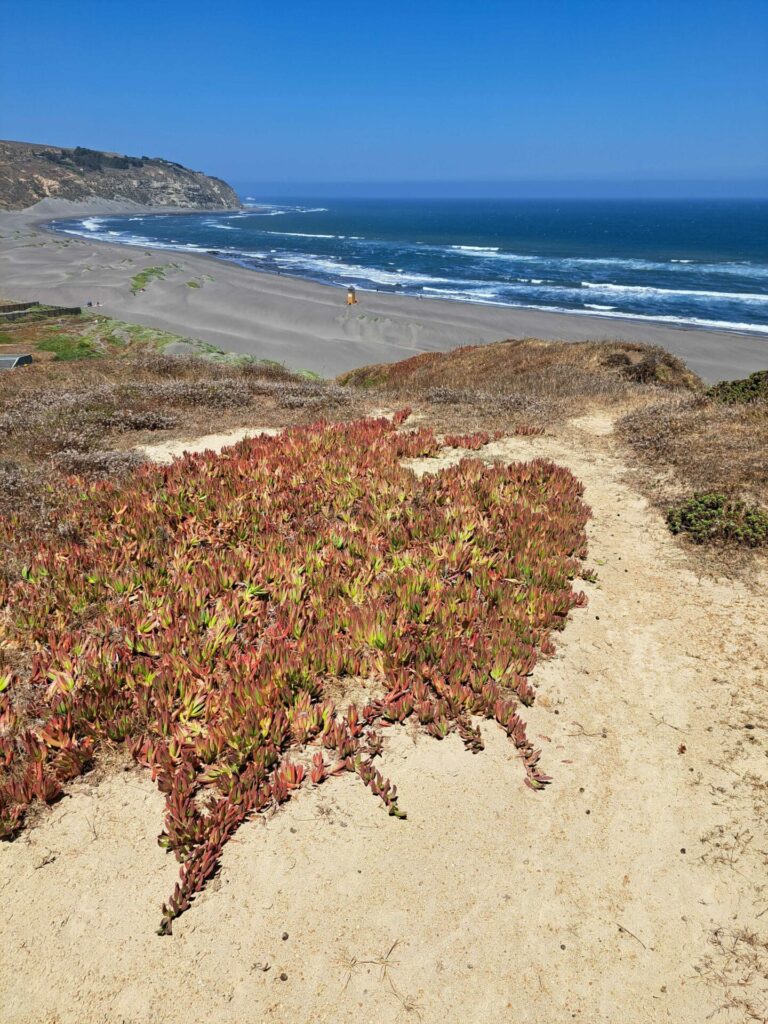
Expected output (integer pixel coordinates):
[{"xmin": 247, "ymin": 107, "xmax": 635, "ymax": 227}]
[{"xmin": 1, "ymin": 198, "xmax": 765, "ymax": 382}]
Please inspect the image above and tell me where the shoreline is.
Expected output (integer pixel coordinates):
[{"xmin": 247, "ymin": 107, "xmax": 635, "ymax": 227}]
[
  {"xmin": 1, "ymin": 198, "xmax": 766, "ymax": 381},
  {"xmin": 44, "ymin": 218, "xmax": 768, "ymax": 343},
  {"xmin": 42, "ymin": 202, "xmax": 768, "ymax": 343}
]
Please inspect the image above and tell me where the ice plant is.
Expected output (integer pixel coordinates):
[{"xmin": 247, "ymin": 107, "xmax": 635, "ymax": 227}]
[{"xmin": 0, "ymin": 415, "xmax": 589, "ymax": 932}]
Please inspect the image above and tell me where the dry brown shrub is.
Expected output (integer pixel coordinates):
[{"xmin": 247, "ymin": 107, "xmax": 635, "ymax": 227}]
[
  {"xmin": 0, "ymin": 352, "xmax": 369, "ymax": 544},
  {"xmin": 52, "ymin": 449, "xmax": 143, "ymax": 478},
  {"xmin": 619, "ymin": 393, "xmax": 768, "ymax": 507},
  {"xmin": 338, "ymin": 338, "xmax": 698, "ymax": 425}
]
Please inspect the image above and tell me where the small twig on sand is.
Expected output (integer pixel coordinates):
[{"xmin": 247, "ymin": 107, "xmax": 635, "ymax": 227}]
[
  {"xmin": 568, "ymin": 721, "xmax": 606, "ymax": 739},
  {"xmin": 338, "ymin": 940, "xmax": 421, "ymax": 1017},
  {"xmin": 649, "ymin": 712, "xmax": 685, "ymax": 733},
  {"xmin": 617, "ymin": 923, "xmax": 647, "ymax": 949},
  {"xmin": 339, "ymin": 939, "xmax": 401, "ymax": 990}
]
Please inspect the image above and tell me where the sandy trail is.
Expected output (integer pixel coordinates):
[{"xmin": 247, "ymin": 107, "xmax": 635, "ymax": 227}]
[
  {"xmin": 2, "ymin": 418, "xmax": 765, "ymax": 1023},
  {"xmin": 1, "ymin": 199, "xmax": 766, "ymax": 381},
  {"xmin": 136, "ymin": 426, "xmax": 280, "ymax": 463}
]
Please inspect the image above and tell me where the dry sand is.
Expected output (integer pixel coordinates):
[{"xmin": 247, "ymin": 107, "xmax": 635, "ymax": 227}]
[
  {"xmin": 2, "ymin": 418, "xmax": 766, "ymax": 1023},
  {"xmin": 136, "ymin": 426, "xmax": 280, "ymax": 463},
  {"xmin": 1, "ymin": 199, "xmax": 766, "ymax": 382}
]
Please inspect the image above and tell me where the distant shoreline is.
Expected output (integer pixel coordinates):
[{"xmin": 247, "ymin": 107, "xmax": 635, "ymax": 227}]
[
  {"xmin": 43, "ymin": 200, "xmax": 768, "ymax": 342},
  {"xmin": 46, "ymin": 217, "xmax": 768, "ymax": 342},
  {"xmin": 1, "ymin": 198, "xmax": 765, "ymax": 381}
]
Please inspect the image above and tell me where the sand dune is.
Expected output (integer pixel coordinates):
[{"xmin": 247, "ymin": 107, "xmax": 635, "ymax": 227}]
[{"xmin": 1, "ymin": 199, "xmax": 765, "ymax": 381}]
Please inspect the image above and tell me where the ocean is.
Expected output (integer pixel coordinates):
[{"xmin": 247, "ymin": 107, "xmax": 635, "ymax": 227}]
[{"xmin": 52, "ymin": 198, "xmax": 768, "ymax": 335}]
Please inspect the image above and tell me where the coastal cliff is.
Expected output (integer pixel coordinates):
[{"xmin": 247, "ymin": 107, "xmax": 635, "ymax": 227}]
[{"xmin": 0, "ymin": 140, "xmax": 241, "ymax": 211}]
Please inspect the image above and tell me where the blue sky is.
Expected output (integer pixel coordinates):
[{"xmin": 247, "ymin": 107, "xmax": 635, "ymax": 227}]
[{"xmin": 1, "ymin": 0, "xmax": 766, "ymax": 196}]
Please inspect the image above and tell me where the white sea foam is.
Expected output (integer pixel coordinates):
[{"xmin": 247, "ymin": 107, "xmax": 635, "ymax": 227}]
[
  {"xmin": 50, "ymin": 215, "xmax": 768, "ymax": 337},
  {"xmin": 242, "ymin": 203, "xmax": 328, "ymax": 215},
  {"xmin": 451, "ymin": 245, "xmax": 500, "ymax": 253},
  {"xmin": 264, "ymin": 231, "xmax": 337, "ymax": 239},
  {"xmin": 581, "ymin": 281, "xmax": 768, "ymax": 303},
  {"xmin": 444, "ymin": 248, "xmax": 689, "ymax": 271},
  {"xmin": 423, "ymin": 285, "xmax": 506, "ymax": 302},
  {"xmin": 568, "ymin": 309, "xmax": 768, "ymax": 334},
  {"xmin": 448, "ymin": 247, "xmax": 540, "ymax": 263},
  {"xmin": 203, "ymin": 218, "xmax": 238, "ymax": 230},
  {"xmin": 492, "ymin": 302, "xmax": 768, "ymax": 334},
  {"xmin": 274, "ymin": 253, "xmax": 459, "ymax": 288}
]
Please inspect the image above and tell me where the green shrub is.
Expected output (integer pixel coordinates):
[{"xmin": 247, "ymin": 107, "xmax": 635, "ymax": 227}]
[
  {"xmin": 667, "ymin": 493, "xmax": 768, "ymax": 547},
  {"xmin": 37, "ymin": 335, "xmax": 97, "ymax": 361},
  {"xmin": 707, "ymin": 370, "xmax": 768, "ymax": 404},
  {"xmin": 130, "ymin": 266, "xmax": 169, "ymax": 294}
]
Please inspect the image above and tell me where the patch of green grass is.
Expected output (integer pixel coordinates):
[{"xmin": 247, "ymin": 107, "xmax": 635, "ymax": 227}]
[
  {"xmin": 707, "ymin": 370, "xmax": 768, "ymax": 405},
  {"xmin": 186, "ymin": 280, "xmax": 201, "ymax": 288},
  {"xmin": 130, "ymin": 266, "xmax": 169, "ymax": 295},
  {"xmin": 667, "ymin": 493, "xmax": 768, "ymax": 547},
  {"xmin": 102, "ymin": 319, "xmax": 184, "ymax": 349},
  {"xmin": 0, "ymin": 333, "xmax": 13, "ymax": 345},
  {"xmin": 341, "ymin": 374, "xmax": 377, "ymax": 389},
  {"xmin": 37, "ymin": 334, "xmax": 98, "ymax": 361}
]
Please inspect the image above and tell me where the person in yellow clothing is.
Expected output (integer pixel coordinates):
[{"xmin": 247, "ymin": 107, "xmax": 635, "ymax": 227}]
[{"xmin": 346, "ymin": 285, "xmax": 357, "ymax": 305}]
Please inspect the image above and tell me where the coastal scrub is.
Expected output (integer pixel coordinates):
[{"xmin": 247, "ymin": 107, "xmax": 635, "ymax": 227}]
[
  {"xmin": 707, "ymin": 370, "xmax": 768, "ymax": 405},
  {"xmin": 667, "ymin": 493, "xmax": 768, "ymax": 547}
]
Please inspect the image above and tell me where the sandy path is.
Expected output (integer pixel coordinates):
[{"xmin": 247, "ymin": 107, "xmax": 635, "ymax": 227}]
[
  {"xmin": 1, "ymin": 200, "xmax": 766, "ymax": 381},
  {"xmin": 136, "ymin": 426, "xmax": 280, "ymax": 463},
  {"xmin": 1, "ymin": 420, "xmax": 766, "ymax": 1023}
]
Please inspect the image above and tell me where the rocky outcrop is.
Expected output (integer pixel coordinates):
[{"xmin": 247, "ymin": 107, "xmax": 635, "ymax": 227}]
[{"xmin": 0, "ymin": 140, "xmax": 241, "ymax": 211}]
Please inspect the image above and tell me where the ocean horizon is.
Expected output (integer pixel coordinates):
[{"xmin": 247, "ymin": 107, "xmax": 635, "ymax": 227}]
[{"xmin": 52, "ymin": 197, "xmax": 768, "ymax": 336}]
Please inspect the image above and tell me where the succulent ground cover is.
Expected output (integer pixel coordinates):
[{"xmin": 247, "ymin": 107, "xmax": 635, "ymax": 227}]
[
  {"xmin": 667, "ymin": 493, "xmax": 768, "ymax": 547},
  {"xmin": 0, "ymin": 414, "xmax": 589, "ymax": 933}
]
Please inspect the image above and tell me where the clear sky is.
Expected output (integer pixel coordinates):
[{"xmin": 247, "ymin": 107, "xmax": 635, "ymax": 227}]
[{"xmin": 1, "ymin": 0, "xmax": 766, "ymax": 196}]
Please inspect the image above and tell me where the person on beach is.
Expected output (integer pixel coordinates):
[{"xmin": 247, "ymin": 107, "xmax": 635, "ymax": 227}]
[{"xmin": 346, "ymin": 285, "xmax": 357, "ymax": 305}]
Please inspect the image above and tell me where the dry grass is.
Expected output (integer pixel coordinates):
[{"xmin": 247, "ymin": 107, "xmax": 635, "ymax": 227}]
[
  {"xmin": 339, "ymin": 337, "xmax": 698, "ymax": 399},
  {"xmin": 619, "ymin": 393, "xmax": 768, "ymax": 509},
  {"xmin": 0, "ymin": 336, "xmax": 368, "ymax": 536},
  {"xmin": 338, "ymin": 338, "xmax": 699, "ymax": 433}
]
